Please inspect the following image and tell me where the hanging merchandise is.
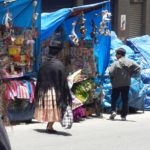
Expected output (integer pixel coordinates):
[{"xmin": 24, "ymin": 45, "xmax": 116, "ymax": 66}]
[
  {"xmin": 77, "ymin": 11, "xmax": 87, "ymax": 40},
  {"xmin": 95, "ymin": 9, "xmax": 111, "ymax": 36},
  {"xmin": 0, "ymin": 0, "xmax": 40, "ymax": 79},
  {"xmin": 69, "ymin": 21, "xmax": 79, "ymax": 46},
  {"xmin": 90, "ymin": 19, "xmax": 98, "ymax": 44},
  {"xmin": 0, "ymin": 26, "xmax": 35, "ymax": 78},
  {"xmin": 4, "ymin": 10, "xmax": 12, "ymax": 29},
  {"xmin": 32, "ymin": 0, "xmax": 39, "ymax": 39}
]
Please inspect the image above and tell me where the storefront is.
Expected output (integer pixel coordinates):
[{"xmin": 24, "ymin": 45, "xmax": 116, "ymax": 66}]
[
  {"xmin": 0, "ymin": 0, "xmax": 41, "ymax": 121},
  {"xmin": 41, "ymin": 1, "xmax": 111, "ymax": 120},
  {"xmin": 0, "ymin": 0, "xmax": 112, "ymax": 122}
]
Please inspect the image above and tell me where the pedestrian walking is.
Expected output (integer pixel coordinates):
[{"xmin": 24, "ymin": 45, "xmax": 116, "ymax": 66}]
[
  {"xmin": 108, "ymin": 48, "xmax": 141, "ymax": 121},
  {"xmin": 34, "ymin": 44, "xmax": 72, "ymax": 133}
]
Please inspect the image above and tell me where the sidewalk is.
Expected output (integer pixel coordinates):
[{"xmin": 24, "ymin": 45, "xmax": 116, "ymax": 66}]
[{"xmin": 7, "ymin": 111, "xmax": 150, "ymax": 150}]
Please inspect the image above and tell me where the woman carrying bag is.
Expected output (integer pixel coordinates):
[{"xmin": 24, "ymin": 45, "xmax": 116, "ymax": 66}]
[{"xmin": 34, "ymin": 44, "xmax": 72, "ymax": 133}]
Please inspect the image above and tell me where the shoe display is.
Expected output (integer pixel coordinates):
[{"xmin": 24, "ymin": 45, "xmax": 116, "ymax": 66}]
[{"xmin": 109, "ymin": 112, "xmax": 116, "ymax": 120}]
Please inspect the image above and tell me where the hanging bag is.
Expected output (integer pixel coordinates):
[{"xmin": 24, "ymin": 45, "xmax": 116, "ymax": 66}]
[{"xmin": 61, "ymin": 105, "xmax": 73, "ymax": 129}]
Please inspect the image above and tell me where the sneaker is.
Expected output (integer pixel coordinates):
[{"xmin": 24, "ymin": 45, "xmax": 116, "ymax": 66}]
[
  {"xmin": 109, "ymin": 112, "xmax": 116, "ymax": 120},
  {"xmin": 121, "ymin": 117, "xmax": 126, "ymax": 121}
]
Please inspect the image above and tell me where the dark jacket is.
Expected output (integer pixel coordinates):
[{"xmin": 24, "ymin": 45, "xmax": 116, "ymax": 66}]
[
  {"xmin": 35, "ymin": 55, "xmax": 72, "ymax": 110},
  {"xmin": 108, "ymin": 57, "xmax": 141, "ymax": 88},
  {"xmin": 0, "ymin": 119, "xmax": 11, "ymax": 150}
]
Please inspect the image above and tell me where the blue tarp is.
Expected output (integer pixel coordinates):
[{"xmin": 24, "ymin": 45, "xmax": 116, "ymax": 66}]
[
  {"xmin": 0, "ymin": 0, "xmax": 40, "ymax": 28},
  {"xmin": 41, "ymin": 9, "xmax": 71, "ymax": 41},
  {"xmin": 41, "ymin": 1, "xmax": 111, "ymax": 75},
  {"xmin": 127, "ymin": 35, "xmax": 150, "ymax": 110},
  {"xmin": 127, "ymin": 35, "xmax": 150, "ymax": 68},
  {"xmin": 41, "ymin": 1, "xmax": 110, "ymax": 41}
]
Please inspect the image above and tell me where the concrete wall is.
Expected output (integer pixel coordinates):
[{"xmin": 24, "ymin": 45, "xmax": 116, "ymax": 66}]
[
  {"xmin": 145, "ymin": 0, "xmax": 150, "ymax": 35},
  {"xmin": 113, "ymin": 0, "xmax": 150, "ymax": 39},
  {"xmin": 115, "ymin": 0, "xmax": 130, "ymax": 40}
]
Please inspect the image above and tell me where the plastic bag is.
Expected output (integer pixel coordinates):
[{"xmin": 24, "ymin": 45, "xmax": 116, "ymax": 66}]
[{"xmin": 61, "ymin": 106, "xmax": 73, "ymax": 129}]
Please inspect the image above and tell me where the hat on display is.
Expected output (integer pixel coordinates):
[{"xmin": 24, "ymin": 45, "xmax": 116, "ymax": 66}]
[{"xmin": 115, "ymin": 48, "xmax": 126, "ymax": 56}]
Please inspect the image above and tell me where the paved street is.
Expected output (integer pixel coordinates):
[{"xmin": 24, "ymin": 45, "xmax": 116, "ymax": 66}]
[{"xmin": 7, "ymin": 111, "xmax": 150, "ymax": 150}]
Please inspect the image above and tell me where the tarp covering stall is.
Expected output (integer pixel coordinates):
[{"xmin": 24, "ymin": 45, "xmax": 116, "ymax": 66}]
[
  {"xmin": 0, "ymin": 0, "xmax": 40, "ymax": 28},
  {"xmin": 127, "ymin": 35, "xmax": 150, "ymax": 110},
  {"xmin": 41, "ymin": 1, "xmax": 111, "ymax": 75}
]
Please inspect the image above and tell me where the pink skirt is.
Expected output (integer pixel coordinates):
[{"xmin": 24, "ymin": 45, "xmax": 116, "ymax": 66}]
[{"xmin": 34, "ymin": 88, "xmax": 61, "ymax": 122}]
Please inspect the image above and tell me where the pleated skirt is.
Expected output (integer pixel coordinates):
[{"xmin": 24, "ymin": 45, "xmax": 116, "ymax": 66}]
[{"xmin": 34, "ymin": 88, "xmax": 61, "ymax": 122}]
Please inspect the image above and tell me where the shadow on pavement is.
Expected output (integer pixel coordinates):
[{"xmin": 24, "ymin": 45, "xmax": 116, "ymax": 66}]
[
  {"xmin": 34, "ymin": 129, "xmax": 72, "ymax": 136},
  {"xmin": 107, "ymin": 118, "xmax": 136, "ymax": 122}
]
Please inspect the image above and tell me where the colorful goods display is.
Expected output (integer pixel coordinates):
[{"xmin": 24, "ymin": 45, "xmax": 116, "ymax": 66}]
[{"xmin": 0, "ymin": 26, "xmax": 35, "ymax": 79}]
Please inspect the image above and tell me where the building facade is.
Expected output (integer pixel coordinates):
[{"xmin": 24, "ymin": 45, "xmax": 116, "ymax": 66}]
[{"xmin": 111, "ymin": 0, "xmax": 150, "ymax": 39}]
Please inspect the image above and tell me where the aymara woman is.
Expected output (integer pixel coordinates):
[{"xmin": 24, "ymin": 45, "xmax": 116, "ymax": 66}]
[{"xmin": 34, "ymin": 45, "xmax": 72, "ymax": 133}]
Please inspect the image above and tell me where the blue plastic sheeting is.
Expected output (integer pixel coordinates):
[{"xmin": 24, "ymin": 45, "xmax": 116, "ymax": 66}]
[
  {"xmin": 41, "ymin": 1, "xmax": 110, "ymax": 41},
  {"xmin": 0, "ymin": 0, "xmax": 40, "ymax": 28},
  {"xmin": 111, "ymin": 31, "xmax": 124, "ymax": 50},
  {"xmin": 144, "ymin": 85, "xmax": 150, "ymax": 110},
  {"xmin": 41, "ymin": 1, "xmax": 111, "ymax": 75},
  {"xmin": 128, "ymin": 78, "xmax": 145, "ymax": 110},
  {"xmin": 141, "ymin": 69, "xmax": 150, "ymax": 84},
  {"xmin": 41, "ymin": 1, "xmax": 109, "ymax": 41},
  {"xmin": 126, "ymin": 35, "xmax": 150, "ymax": 110},
  {"xmin": 41, "ymin": 9, "xmax": 71, "ymax": 41},
  {"xmin": 127, "ymin": 35, "xmax": 150, "ymax": 68}
]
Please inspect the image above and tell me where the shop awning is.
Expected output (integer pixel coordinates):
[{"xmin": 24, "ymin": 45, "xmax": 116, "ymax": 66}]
[
  {"xmin": 0, "ymin": 0, "xmax": 40, "ymax": 28},
  {"xmin": 41, "ymin": 1, "xmax": 111, "ymax": 75},
  {"xmin": 41, "ymin": 1, "xmax": 110, "ymax": 41}
]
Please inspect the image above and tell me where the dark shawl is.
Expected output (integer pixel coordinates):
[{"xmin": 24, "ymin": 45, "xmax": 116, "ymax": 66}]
[
  {"xmin": 0, "ymin": 119, "xmax": 11, "ymax": 150},
  {"xmin": 35, "ymin": 55, "xmax": 72, "ymax": 111}
]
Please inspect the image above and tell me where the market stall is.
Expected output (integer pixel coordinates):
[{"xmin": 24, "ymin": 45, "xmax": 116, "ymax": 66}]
[
  {"xmin": 40, "ymin": 1, "xmax": 111, "ymax": 121},
  {"xmin": 0, "ymin": 0, "xmax": 41, "ymax": 121}
]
